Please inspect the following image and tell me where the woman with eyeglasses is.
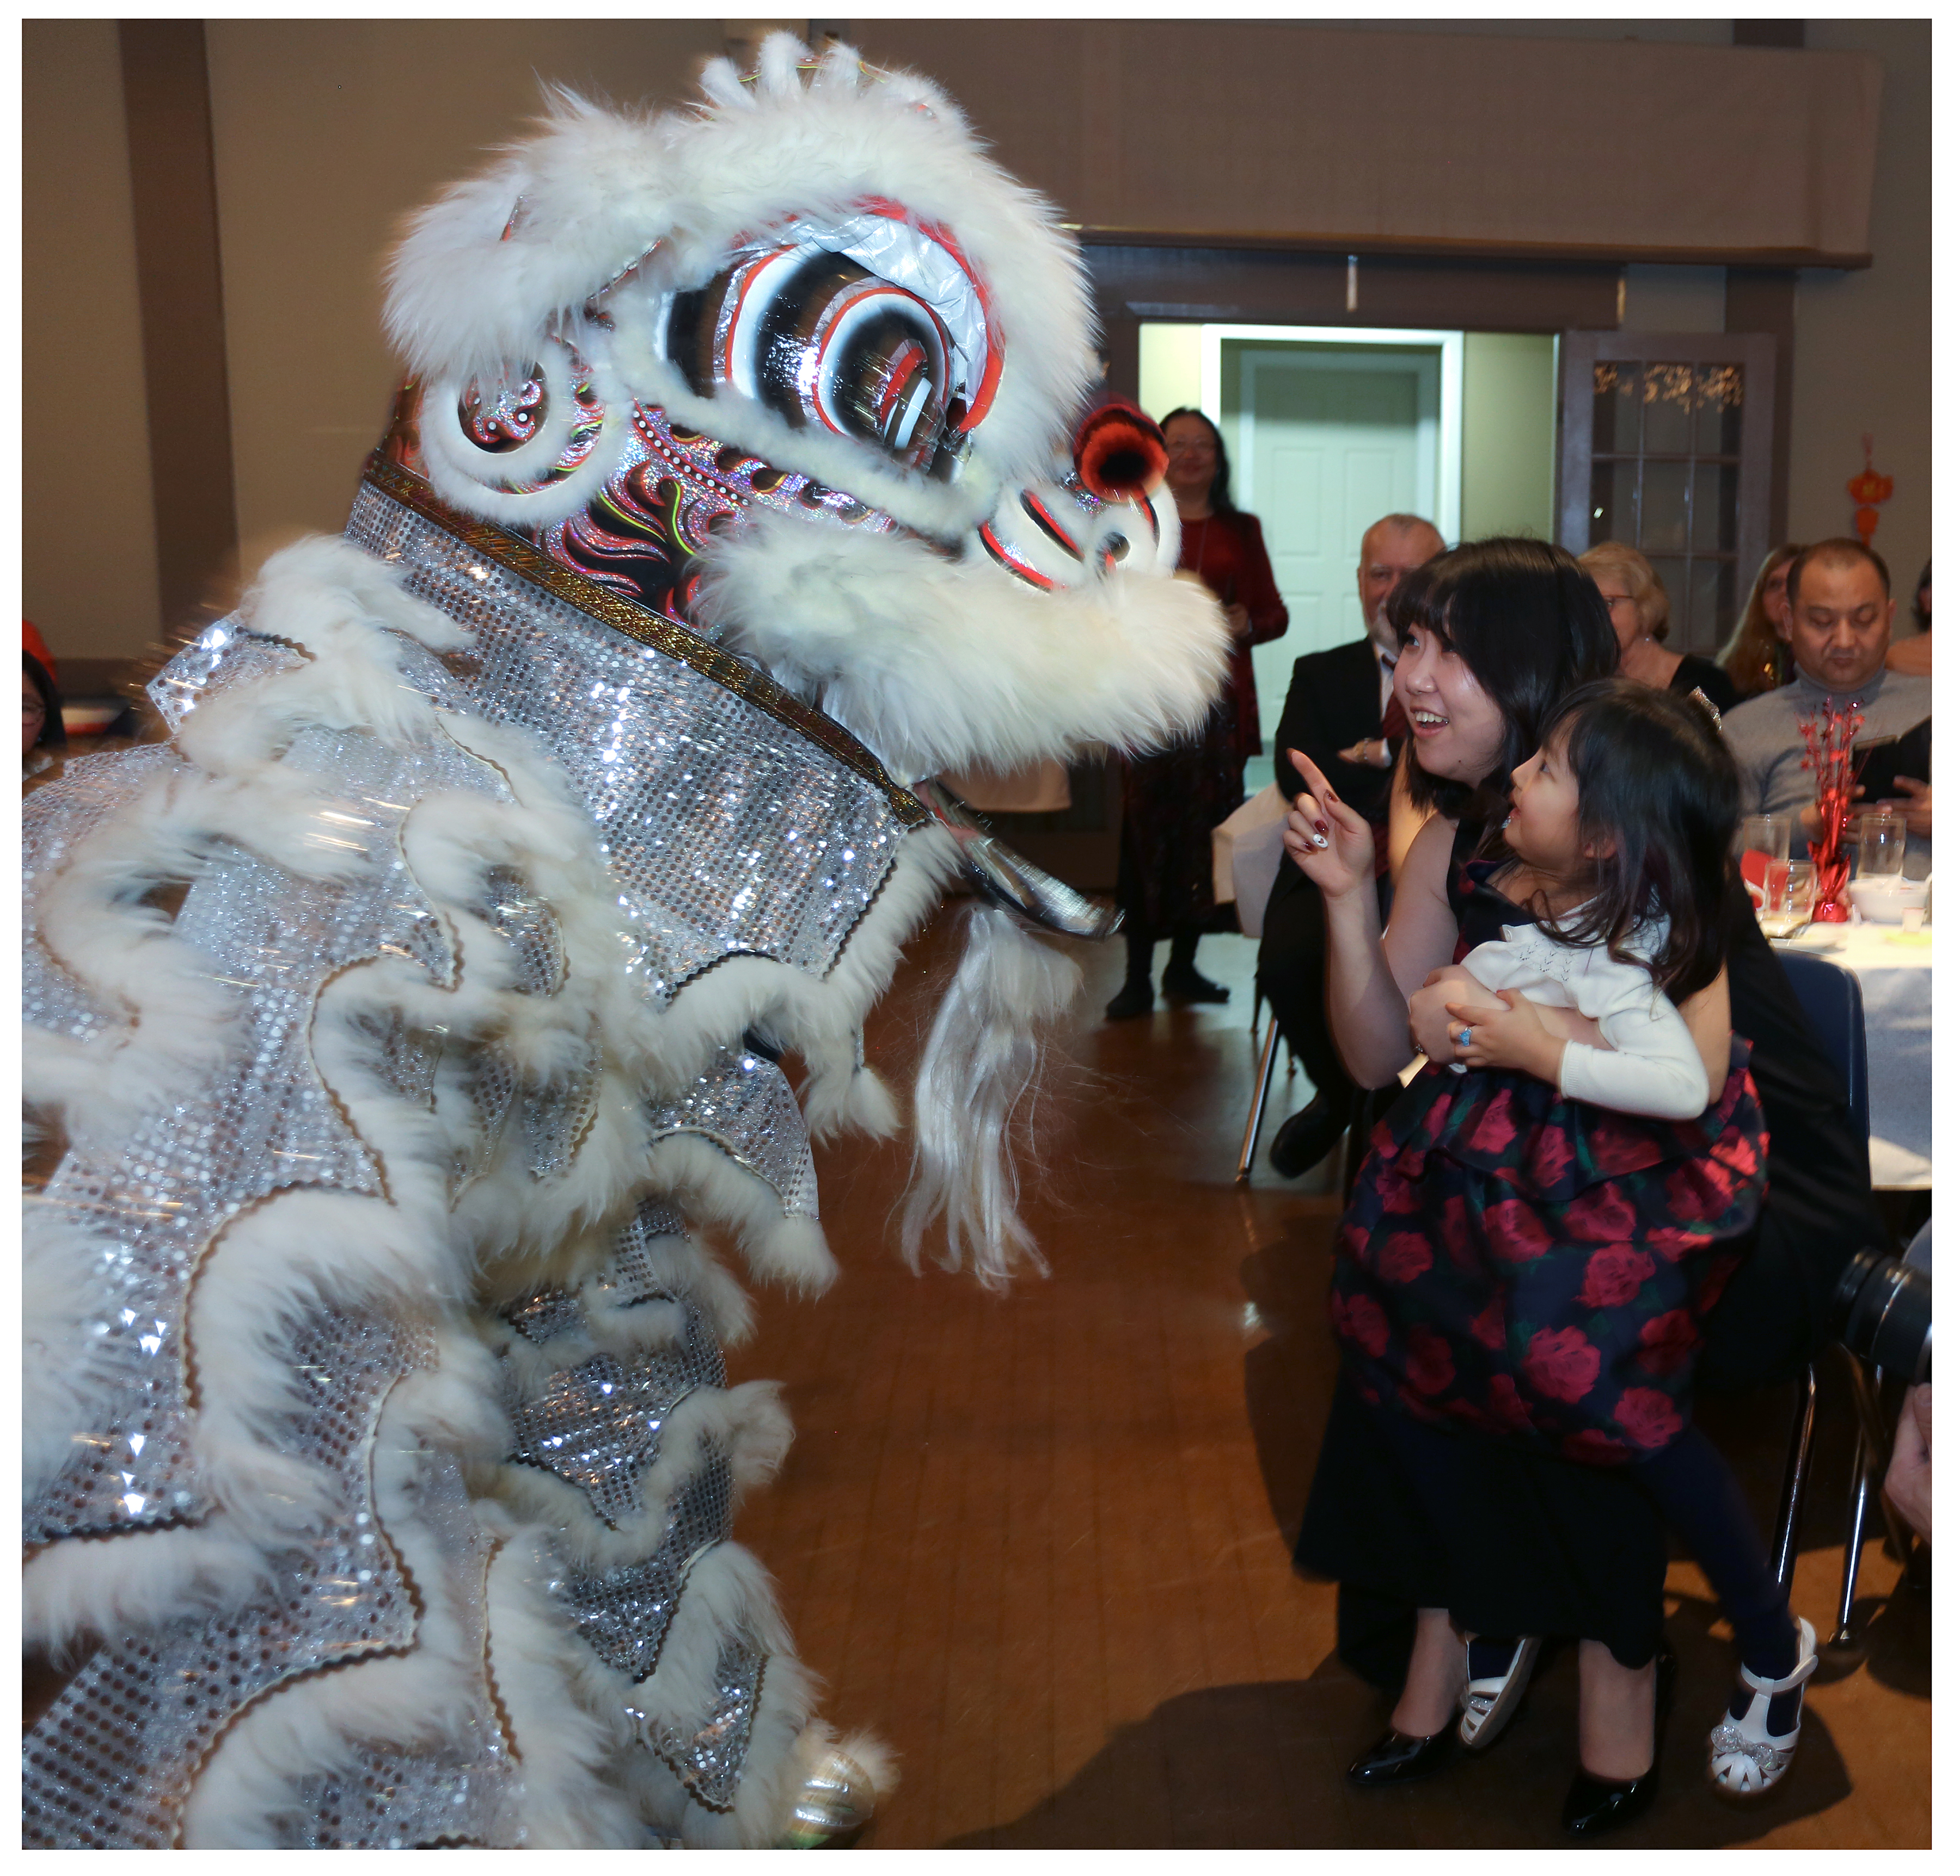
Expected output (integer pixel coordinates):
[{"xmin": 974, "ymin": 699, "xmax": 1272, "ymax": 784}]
[
  {"xmin": 1578, "ymin": 542, "xmax": 1740, "ymax": 715},
  {"xmin": 22, "ymin": 626, "xmax": 65, "ymax": 782},
  {"xmin": 1105, "ymin": 407, "xmax": 1288, "ymax": 1018}
]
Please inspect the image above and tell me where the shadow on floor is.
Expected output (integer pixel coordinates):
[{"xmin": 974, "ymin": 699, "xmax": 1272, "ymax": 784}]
[
  {"xmin": 941, "ymin": 1604, "xmax": 1853, "ymax": 1850},
  {"xmin": 1238, "ymin": 1219, "xmax": 1340, "ymax": 1549},
  {"xmin": 1844, "ymin": 1567, "xmax": 1932, "ymax": 1701}
]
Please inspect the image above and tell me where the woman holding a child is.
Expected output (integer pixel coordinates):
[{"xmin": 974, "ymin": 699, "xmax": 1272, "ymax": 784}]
[{"xmin": 1280, "ymin": 539, "xmax": 1881, "ymax": 1836}]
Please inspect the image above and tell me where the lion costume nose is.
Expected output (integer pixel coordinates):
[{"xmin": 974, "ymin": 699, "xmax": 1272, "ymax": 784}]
[
  {"xmin": 1070, "ymin": 402, "xmax": 1168, "ymax": 502},
  {"xmin": 973, "ymin": 407, "xmax": 1176, "ymax": 595},
  {"xmin": 975, "ymin": 472, "xmax": 1179, "ymax": 592}
]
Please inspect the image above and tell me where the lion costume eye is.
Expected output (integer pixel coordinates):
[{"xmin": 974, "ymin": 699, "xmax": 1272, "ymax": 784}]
[
  {"xmin": 667, "ymin": 249, "xmax": 954, "ymax": 468},
  {"xmin": 657, "ymin": 204, "xmax": 999, "ymax": 479}
]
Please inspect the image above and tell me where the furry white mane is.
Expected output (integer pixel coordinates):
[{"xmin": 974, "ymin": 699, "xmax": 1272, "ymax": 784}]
[
  {"xmin": 692, "ymin": 509, "xmax": 1228, "ymax": 784},
  {"xmin": 385, "ymin": 34, "xmax": 1097, "ymax": 518},
  {"xmin": 383, "ymin": 31, "xmax": 1230, "ymax": 789}
]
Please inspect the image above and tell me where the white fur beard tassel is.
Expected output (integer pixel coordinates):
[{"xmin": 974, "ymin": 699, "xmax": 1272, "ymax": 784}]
[{"xmin": 899, "ymin": 902, "xmax": 1082, "ymax": 1290}]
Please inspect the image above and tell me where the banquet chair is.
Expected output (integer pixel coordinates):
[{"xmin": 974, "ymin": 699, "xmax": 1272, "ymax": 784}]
[
  {"xmin": 1227, "ymin": 789, "xmax": 1295, "ymax": 1182},
  {"xmin": 1768, "ymin": 950, "xmax": 1912, "ymax": 1642},
  {"xmin": 1235, "ymin": 1000, "xmax": 1291, "ymax": 1182}
]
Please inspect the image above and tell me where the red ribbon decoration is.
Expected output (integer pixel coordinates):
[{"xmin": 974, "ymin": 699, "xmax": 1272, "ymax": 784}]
[{"xmin": 1799, "ymin": 698, "xmax": 1866, "ymax": 922}]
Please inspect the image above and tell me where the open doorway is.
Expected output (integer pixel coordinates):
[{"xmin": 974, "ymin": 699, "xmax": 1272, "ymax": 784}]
[{"xmin": 1140, "ymin": 321, "xmax": 1557, "ymax": 747}]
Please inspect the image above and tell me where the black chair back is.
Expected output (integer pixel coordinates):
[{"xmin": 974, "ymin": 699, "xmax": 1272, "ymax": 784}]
[{"xmin": 1773, "ymin": 949, "xmax": 1870, "ymax": 1139}]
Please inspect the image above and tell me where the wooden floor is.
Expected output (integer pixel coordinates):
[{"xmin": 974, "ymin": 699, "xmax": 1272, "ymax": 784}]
[{"xmin": 731, "ymin": 906, "xmax": 1932, "ymax": 1850}]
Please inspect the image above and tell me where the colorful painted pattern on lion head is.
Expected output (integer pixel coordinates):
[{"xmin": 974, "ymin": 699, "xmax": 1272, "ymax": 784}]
[{"xmin": 377, "ymin": 33, "xmax": 1227, "ymax": 787}]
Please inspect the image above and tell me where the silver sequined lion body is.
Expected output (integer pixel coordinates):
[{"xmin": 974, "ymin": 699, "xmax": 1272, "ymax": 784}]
[{"xmin": 22, "ymin": 36, "xmax": 1226, "ymax": 1848}]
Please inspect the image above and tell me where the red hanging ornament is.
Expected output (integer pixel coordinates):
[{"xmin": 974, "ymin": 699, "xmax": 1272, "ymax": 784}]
[{"xmin": 1846, "ymin": 434, "xmax": 1894, "ymax": 548}]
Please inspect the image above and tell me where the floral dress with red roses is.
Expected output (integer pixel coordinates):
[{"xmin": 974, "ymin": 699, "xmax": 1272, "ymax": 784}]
[{"xmin": 1328, "ymin": 853, "xmax": 1769, "ymax": 1465}]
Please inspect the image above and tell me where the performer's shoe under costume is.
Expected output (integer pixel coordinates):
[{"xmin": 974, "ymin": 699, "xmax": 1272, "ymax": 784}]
[{"xmin": 21, "ymin": 35, "xmax": 1226, "ymax": 1849}]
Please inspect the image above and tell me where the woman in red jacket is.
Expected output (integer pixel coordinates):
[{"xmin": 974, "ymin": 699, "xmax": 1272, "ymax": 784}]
[{"xmin": 1107, "ymin": 408, "xmax": 1288, "ymax": 1017}]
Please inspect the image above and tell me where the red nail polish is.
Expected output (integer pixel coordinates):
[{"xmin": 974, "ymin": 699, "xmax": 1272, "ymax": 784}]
[{"xmin": 1314, "ymin": 820, "xmax": 1329, "ymax": 835}]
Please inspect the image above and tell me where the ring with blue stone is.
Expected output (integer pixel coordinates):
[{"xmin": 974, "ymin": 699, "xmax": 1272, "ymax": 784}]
[{"xmin": 1457, "ymin": 1027, "xmax": 1474, "ymax": 1047}]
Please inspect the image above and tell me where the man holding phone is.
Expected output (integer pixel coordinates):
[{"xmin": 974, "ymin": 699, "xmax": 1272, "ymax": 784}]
[{"xmin": 1723, "ymin": 538, "xmax": 1932, "ymax": 875}]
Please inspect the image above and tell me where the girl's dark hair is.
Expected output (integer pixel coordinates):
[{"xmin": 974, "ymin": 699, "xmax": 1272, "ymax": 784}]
[
  {"xmin": 1157, "ymin": 406, "xmax": 1236, "ymax": 514},
  {"xmin": 1393, "ymin": 537, "xmax": 1619, "ymax": 823},
  {"xmin": 1523, "ymin": 678, "xmax": 1740, "ymax": 1001}
]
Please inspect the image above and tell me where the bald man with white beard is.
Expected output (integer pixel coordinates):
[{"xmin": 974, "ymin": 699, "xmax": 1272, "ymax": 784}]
[{"xmin": 1260, "ymin": 514, "xmax": 1444, "ymax": 1178}]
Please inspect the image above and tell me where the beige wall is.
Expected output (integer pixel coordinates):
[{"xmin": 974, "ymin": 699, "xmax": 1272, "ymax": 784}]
[
  {"xmin": 204, "ymin": 19, "xmax": 729, "ymax": 572},
  {"xmin": 860, "ymin": 21, "xmax": 1879, "ymax": 261},
  {"xmin": 1140, "ymin": 324, "xmax": 1555, "ymax": 546},
  {"xmin": 1137, "ymin": 325, "xmax": 1204, "ymax": 428},
  {"xmin": 1788, "ymin": 19, "xmax": 1930, "ymax": 593},
  {"xmin": 21, "ymin": 19, "xmax": 1928, "ymax": 662},
  {"xmin": 22, "ymin": 21, "xmax": 161, "ymax": 659},
  {"xmin": 1459, "ymin": 334, "xmax": 1557, "ymax": 542}
]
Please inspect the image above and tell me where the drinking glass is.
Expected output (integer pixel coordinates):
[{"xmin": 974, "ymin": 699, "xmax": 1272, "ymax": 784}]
[
  {"xmin": 1757, "ymin": 859, "xmax": 1816, "ymax": 939},
  {"xmin": 1738, "ymin": 813, "xmax": 1792, "ymax": 861},
  {"xmin": 1855, "ymin": 806, "xmax": 1906, "ymax": 880},
  {"xmin": 1737, "ymin": 812, "xmax": 1793, "ymax": 908}
]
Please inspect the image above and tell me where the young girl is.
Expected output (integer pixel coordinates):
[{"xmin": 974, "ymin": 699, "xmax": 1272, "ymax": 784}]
[
  {"xmin": 1432, "ymin": 692, "xmax": 1725, "ymax": 1122},
  {"xmin": 1332, "ymin": 679, "xmax": 1816, "ymax": 1807}
]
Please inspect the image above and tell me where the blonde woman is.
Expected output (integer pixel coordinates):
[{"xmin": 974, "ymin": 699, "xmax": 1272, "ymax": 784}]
[
  {"xmin": 1577, "ymin": 542, "xmax": 1739, "ymax": 712},
  {"xmin": 1718, "ymin": 543, "xmax": 1805, "ymax": 700}
]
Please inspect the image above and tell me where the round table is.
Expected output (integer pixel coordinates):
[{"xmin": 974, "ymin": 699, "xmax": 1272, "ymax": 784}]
[{"xmin": 1773, "ymin": 920, "xmax": 1933, "ymax": 1189}]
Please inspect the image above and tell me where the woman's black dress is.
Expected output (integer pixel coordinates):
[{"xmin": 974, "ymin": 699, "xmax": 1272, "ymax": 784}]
[
  {"xmin": 1669, "ymin": 652, "xmax": 1742, "ymax": 717},
  {"xmin": 1294, "ymin": 819, "xmax": 1885, "ymax": 1684},
  {"xmin": 1114, "ymin": 510, "xmax": 1287, "ymax": 938}
]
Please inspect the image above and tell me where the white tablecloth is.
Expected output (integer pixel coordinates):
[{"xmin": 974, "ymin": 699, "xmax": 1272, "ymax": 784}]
[
  {"xmin": 1212, "ymin": 783, "xmax": 1289, "ymax": 939},
  {"xmin": 1211, "ymin": 808, "xmax": 1933, "ymax": 1187},
  {"xmin": 1773, "ymin": 921, "xmax": 1933, "ymax": 1189}
]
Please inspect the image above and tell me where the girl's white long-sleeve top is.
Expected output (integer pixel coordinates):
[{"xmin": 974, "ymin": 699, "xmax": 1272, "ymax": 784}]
[{"xmin": 1459, "ymin": 916, "xmax": 1709, "ymax": 1121}]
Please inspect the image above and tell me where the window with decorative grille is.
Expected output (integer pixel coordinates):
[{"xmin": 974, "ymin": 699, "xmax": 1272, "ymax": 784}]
[{"xmin": 1558, "ymin": 331, "xmax": 1777, "ymax": 654}]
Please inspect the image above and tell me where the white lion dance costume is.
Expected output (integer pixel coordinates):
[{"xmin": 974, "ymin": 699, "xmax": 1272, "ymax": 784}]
[{"xmin": 22, "ymin": 37, "xmax": 1224, "ymax": 1849}]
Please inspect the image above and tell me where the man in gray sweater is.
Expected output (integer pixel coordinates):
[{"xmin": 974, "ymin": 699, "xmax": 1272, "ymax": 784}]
[{"xmin": 1722, "ymin": 537, "xmax": 1933, "ymax": 875}]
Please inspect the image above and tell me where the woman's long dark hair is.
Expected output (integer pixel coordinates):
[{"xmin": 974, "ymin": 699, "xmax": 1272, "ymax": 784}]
[
  {"xmin": 1157, "ymin": 407, "xmax": 1236, "ymax": 514},
  {"xmin": 1393, "ymin": 538, "xmax": 1618, "ymax": 823},
  {"xmin": 1523, "ymin": 679, "xmax": 1739, "ymax": 1001}
]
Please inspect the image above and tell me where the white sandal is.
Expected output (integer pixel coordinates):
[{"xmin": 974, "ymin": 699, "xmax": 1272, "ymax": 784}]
[
  {"xmin": 1457, "ymin": 1635, "xmax": 1541, "ymax": 1751},
  {"xmin": 1707, "ymin": 1616, "xmax": 1818, "ymax": 1796}
]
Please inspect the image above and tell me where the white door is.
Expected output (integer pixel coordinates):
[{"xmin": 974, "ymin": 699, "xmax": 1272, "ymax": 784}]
[{"xmin": 1229, "ymin": 346, "xmax": 1441, "ymax": 748}]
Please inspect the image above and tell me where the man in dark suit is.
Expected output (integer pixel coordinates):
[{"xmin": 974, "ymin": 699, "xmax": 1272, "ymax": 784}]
[{"xmin": 1259, "ymin": 514, "xmax": 1444, "ymax": 1176}]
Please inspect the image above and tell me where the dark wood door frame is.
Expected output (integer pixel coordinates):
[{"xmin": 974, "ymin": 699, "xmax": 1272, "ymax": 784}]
[
  {"xmin": 1085, "ymin": 241, "xmax": 1627, "ymax": 407},
  {"xmin": 1089, "ymin": 240, "xmax": 1797, "ymax": 593},
  {"xmin": 1555, "ymin": 328, "xmax": 1779, "ymax": 657},
  {"xmin": 1725, "ymin": 270, "xmax": 1798, "ymax": 545},
  {"xmin": 120, "ymin": 20, "xmax": 238, "ymax": 645}
]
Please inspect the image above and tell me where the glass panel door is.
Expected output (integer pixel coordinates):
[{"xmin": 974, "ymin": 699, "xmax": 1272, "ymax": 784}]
[{"xmin": 1559, "ymin": 333, "xmax": 1774, "ymax": 657}]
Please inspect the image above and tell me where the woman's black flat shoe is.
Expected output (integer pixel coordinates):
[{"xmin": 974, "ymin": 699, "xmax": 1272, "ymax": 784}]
[
  {"xmin": 1561, "ymin": 1763, "xmax": 1660, "ymax": 1836},
  {"xmin": 1347, "ymin": 1726, "xmax": 1453, "ymax": 1787},
  {"xmin": 1160, "ymin": 964, "xmax": 1229, "ymax": 1005},
  {"xmin": 1267, "ymin": 1096, "xmax": 1347, "ymax": 1178},
  {"xmin": 1104, "ymin": 981, "xmax": 1154, "ymax": 1021},
  {"xmin": 1562, "ymin": 1647, "xmax": 1676, "ymax": 1837}
]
